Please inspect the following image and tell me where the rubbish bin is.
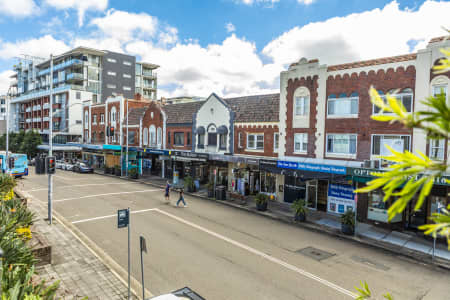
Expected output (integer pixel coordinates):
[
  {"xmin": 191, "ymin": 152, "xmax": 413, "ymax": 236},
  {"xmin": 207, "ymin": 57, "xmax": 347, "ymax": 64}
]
[{"xmin": 216, "ymin": 185, "xmax": 226, "ymax": 200}]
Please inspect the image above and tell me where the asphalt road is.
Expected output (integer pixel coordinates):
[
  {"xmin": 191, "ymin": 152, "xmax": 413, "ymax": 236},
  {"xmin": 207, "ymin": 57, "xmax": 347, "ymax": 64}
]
[{"xmin": 19, "ymin": 169, "xmax": 450, "ymax": 300}]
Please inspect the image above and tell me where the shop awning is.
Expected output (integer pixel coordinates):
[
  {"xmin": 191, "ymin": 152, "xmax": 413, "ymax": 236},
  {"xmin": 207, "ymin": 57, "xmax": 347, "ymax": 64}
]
[
  {"xmin": 217, "ymin": 125, "xmax": 228, "ymax": 134},
  {"xmin": 282, "ymin": 169, "xmax": 346, "ymax": 181},
  {"xmin": 195, "ymin": 126, "xmax": 205, "ymax": 134},
  {"xmin": 173, "ymin": 156, "xmax": 207, "ymax": 162}
]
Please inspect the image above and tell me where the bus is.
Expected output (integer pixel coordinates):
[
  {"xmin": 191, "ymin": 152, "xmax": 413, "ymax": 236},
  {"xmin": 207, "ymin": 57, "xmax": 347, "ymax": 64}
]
[{"xmin": 0, "ymin": 152, "xmax": 29, "ymax": 178}]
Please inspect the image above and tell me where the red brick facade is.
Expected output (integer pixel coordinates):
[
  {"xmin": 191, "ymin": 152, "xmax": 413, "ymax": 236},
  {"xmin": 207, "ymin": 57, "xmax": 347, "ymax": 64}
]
[
  {"xmin": 325, "ymin": 66, "xmax": 415, "ymax": 161},
  {"xmin": 234, "ymin": 125, "xmax": 279, "ymax": 157},
  {"xmin": 166, "ymin": 126, "xmax": 193, "ymax": 151},
  {"xmin": 284, "ymin": 76, "xmax": 319, "ymax": 158}
]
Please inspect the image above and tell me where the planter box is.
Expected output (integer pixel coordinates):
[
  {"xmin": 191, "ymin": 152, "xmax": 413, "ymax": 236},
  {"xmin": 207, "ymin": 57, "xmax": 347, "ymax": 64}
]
[
  {"xmin": 256, "ymin": 201, "xmax": 267, "ymax": 211},
  {"xmin": 295, "ymin": 213, "xmax": 306, "ymax": 222},
  {"xmin": 341, "ymin": 224, "xmax": 354, "ymax": 235}
]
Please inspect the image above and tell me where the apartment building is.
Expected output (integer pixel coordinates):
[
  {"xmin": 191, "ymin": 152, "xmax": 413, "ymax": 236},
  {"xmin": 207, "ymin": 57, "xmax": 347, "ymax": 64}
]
[
  {"xmin": 277, "ymin": 36, "xmax": 449, "ymax": 231},
  {"xmin": 9, "ymin": 47, "xmax": 159, "ymax": 145},
  {"xmin": 135, "ymin": 62, "xmax": 159, "ymax": 100}
]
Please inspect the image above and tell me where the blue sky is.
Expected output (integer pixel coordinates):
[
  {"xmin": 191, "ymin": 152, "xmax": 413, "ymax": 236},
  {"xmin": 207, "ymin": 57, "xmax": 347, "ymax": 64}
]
[{"xmin": 0, "ymin": 0, "xmax": 449, "ymax": 97}]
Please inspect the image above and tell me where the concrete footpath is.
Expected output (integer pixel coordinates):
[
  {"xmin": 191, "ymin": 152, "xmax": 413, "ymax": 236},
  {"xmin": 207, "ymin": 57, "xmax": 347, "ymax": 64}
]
[
  {"xmin": 99, "ymin": 171, "xmax": 450, "ymax": 271},
  {"xmin": 27, "ymin": 192, "xmax": 138, "ymax": 300}
]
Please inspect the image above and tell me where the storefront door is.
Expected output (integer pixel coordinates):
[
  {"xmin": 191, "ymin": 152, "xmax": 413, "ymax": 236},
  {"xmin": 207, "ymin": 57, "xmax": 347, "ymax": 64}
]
[
  {"xmin": 284, "ymin": 175, "xmax": 306, "ymax": 203},
  {"xmin": 406, "ymin": 196, "xmax": 428, "ymax": 230},
  {"xmin": 306, "ymin": 180, "xmax": 317, "ymax": 209}
]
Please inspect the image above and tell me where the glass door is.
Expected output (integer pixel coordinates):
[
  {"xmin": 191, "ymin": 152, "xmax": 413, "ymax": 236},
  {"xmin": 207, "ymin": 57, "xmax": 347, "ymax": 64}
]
[{"xmin": 306, "ymin": 180, "xmax": 317, "ymax": 209}]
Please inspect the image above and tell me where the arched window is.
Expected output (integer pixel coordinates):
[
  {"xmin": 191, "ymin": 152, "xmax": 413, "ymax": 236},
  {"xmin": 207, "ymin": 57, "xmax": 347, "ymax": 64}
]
[
  {"xmin": 294, "ymin": 87, "xmax": 310, "ymax": 116},
  {"xmin": 143, "ymin": 127, "xmax": 148, "ymax": 146},
  {"xmin": 207, "ymin": 124, "xmax": 217, "ymax": 146},
  {"xmin": 157, "ymin": 127, "xmax": 162, "ymax": 146},
  {"xmin": 84, "ymin": 110, "xmax": 89, "ymax": 126},
  {"xmin": 149, "ymin": 125, "xmax": 156, "ymax": 146}
]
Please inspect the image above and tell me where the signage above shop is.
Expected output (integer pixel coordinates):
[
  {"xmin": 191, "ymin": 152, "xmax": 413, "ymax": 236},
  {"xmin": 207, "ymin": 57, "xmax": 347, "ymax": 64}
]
[
  {"xmin": 347, "ymin": 167, "xmax": 450, "ymax": 186},
  {"xmin": 277, "ymin": 160, "xmax": 346, "ymax": 175},
  {"xmin": 172, "ymin": 151, "xmax": 209, "ymax": 160},
  {"xmin": 143, "ymin": 148, "xmax": 169, "ymax": 155}
]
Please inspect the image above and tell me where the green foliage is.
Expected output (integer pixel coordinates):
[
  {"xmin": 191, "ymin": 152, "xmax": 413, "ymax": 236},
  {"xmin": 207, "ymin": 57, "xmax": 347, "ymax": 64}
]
[
  {"xmin": 341, "ymin": 209, "xmax": 355, "ymax": 226},
  {"xmin": 255, "ymin": 193, "xmax": 268, "ymax": 205},
  {"xmin": 0, "ymin": 174, "xmax": 16, "ymax": 199},
  {"xmin": 355, "ymin": 281, "xmax": 393, "ymax": 300},
  {"xmin": 128, "ymin": 168, "xmax": 138, "ymax": 178},
  {"xmin": 0, "ymin": 131, "xmax": 42, "ymax": 159},
  {"xmin": 291, "ymin": 199, "xmax": 307, "ymax": 216},
  {"xmin": 183, "ymin": 176, "xmax": 195, "ymax": 190}
]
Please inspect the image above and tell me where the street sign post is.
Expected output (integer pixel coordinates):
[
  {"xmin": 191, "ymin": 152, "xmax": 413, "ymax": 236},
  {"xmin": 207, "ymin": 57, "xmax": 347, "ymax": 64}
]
[
  {"xmin": 118, "ymin": 208, "xmax": 131, "ymax": 299},
  {"xmin": 140, "ymin": 236, "xmax": 147, "ymax": 300}
]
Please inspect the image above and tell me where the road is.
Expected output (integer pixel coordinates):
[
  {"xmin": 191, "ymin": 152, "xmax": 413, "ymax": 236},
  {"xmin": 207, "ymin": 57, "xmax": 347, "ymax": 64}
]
[{"xmin": 19, "ymin": 169, "xmax": 450, "ymax": 300}]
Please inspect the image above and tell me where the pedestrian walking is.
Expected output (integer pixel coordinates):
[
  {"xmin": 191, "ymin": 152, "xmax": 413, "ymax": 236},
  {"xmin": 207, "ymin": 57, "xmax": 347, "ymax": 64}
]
[
  {"xmin": 176, "ymin": 189, "xmax": 187, "ymax": 207},
  {"xmin": 165, "ymin": 181, "xmax": 171, "ymax": 203}
]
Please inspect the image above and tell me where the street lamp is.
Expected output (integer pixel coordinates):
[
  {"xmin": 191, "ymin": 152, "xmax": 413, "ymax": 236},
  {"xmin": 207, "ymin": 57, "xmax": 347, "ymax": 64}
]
[{"xmin": 5, "ymin": 85, "xmax": 14, "ymax": 175}]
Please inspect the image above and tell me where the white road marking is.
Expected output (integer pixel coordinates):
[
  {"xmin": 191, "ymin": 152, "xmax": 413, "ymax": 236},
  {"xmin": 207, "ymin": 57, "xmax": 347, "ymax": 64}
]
[
  {"xmin": 25, "ymin": 182, "xmax": 133, "ymax": 192},
  {"xmin": 54, "ymin": 189, "xmax": 160, "ymax": 203},
  {"xmin": 153, "ymin": 208, "xmax": 358, "ymax": 299},
  {"xmin": 72, "ymin": 208, "xmax": 158, "ymax": 224}
]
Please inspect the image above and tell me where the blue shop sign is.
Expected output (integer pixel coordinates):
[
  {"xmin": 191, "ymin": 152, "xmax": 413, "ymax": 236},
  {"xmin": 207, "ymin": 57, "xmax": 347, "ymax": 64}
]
[
  {"xmin": 143, "ymin": 148, "xmax": 169, "ymax": 155},
  {"xmin": 277, "ymin": 160, "xmax": 346, "ymax": 174},
  {"xmin": 103, "ymin": 144, "xmax": 121, "ymax": 151}
]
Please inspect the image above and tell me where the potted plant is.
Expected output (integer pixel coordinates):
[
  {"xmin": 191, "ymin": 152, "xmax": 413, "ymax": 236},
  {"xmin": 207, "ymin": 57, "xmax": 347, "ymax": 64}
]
[
  {"xmin": 292, "ymin": 199, "xmax": 308, "ymax": 222},
  {"xmin": 255, "ymin": 193, "xmax": 268, "ymax": 211},
  {"xmin": 102, "ymin": 164, "xmax": 108, "ymax": 174},
  {"xmin": 114, "ymin": 165, "xmax": 121, "ymax": 176},
  {"xmin": 341, "ymin": 209, "xmax": 355, "ymax": 235},
  {"xmin": 207, "ymin": 181, "xmax": 214, "ymax": 198},
  {"xmin": 128, "ymin": 168, "xmax": 139, "ymax": 179},
  {"xmin": 184, "ymin": 175, "xmax": 196, "ymax": 193}
]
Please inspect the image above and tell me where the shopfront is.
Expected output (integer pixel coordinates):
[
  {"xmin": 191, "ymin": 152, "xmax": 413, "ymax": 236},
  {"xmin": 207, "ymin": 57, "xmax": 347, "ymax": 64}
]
[
  {"xmin": 141, "ymin": 148, "xmax": 169, "ymax": 177},
  {"xmin": 277, "ymin": 160, "xmax": 347, "ymax": 211},
  {"xmin": 348, "ymin": 167, "xmax": 450, "ymax": 231},
  {"xmin": 228, "ymin": 157, "xmax": 260, "ymax": 196},
  {"xmin": 259, "ymin": 159, "xmax": 284, "ymax": 202},
  {"xmin": 170, "ymin": 151, "xmax": 209, "ymax": 185}
]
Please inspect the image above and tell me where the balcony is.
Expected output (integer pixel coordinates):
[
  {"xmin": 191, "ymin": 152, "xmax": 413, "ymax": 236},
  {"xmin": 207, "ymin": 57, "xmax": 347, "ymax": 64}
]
[
  {"xmin": 32, "ymin": 105, "xmax": 41, "ymax": 111},
  {"xmin": 26, "ymin": 118, "xmax": 31, "ymax": 123},
  {"xmin": 142, "ymin": 71, "xmax": 157, "ymax": 78},
  {"xmin": 43, "ymin": 117, "xmax": 49, "ymax": 121},
  {"xmin": 66, "ymin": 72, "xmax": 84, "ymax": 83},
  {"xmin": 38, "ymin": 59, "xmax": 84, "ymax": 76},
  {"xmin": 43, "ymin": 103, "xmax": 49, "ymax": 109},
  {"xmin": 26, "ymin": 107, "xmax": 31, "ymax": 112},
  {"xmin": 11, "ymin": 79, "xmax": 18, "ymax": 86}
]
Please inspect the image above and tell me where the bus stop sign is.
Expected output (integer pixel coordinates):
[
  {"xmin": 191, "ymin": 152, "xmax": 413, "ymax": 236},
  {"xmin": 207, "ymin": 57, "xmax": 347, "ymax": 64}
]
[{"xmin": 118, "ymin": 209, "xmax": 129, "ymax": 228}]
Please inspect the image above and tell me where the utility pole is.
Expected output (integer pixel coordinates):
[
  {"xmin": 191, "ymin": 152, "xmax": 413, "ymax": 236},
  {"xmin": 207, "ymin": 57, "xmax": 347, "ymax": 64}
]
[{"xmin": 48, "ymin": 54, "xmax": 54, "ymax": 225}]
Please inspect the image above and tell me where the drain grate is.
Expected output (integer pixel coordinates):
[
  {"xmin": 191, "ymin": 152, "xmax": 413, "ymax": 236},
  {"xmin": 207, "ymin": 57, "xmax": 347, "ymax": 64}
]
[{"xmin": 296, "ymin": 246, "xmax": 335, "ymax": 261}]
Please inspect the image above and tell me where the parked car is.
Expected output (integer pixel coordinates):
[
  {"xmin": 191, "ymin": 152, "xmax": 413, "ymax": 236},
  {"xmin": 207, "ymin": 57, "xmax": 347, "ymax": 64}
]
[
  {"xmin": 56, "ymin": 160, "xmax": 64, "ymax": 169},
  {"xmin": 63, "ymin": 162, "xmax": 74, "ymax": 171},
  {"xmin": 72, "ymin": 162, "xmax": 94, "ymax": 173}
]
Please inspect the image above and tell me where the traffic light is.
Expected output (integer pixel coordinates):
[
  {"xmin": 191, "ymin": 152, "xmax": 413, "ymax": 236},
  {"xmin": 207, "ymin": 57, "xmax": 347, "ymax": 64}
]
[
  {"xmin": 110, "ymin": 127, "xmax": 115, "ymax": 137},
  {"xmin": 8, "ymin": 157, "xmax": 15, "ymax": 169},
  {"xmin": 46, "ymin": 156, "xmax": 56, "ymax": 174}
]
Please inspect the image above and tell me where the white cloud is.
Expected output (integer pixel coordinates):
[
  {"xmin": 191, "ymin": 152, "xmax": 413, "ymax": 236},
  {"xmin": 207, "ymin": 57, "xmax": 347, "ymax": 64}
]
[
  {"xmin": 0, "ymin": 0, "xmax": 39, "ymax": 17},
  {"xmin": 90, "ymin": 9, "xmax": 158, "ymax": 42},
  {"xmin": 0, "ymin": 35, "xmax": 70, "ymax": 59},
  {"xmin": 0, "ymin": 70, "xmax": 14, "ymax": 95},
  {"xmin": 45, "ymin": 0, "xmax": 108, "ymax": 26},
  {"xmin": 297, "ymin": 0, "xmax": 315, "ymax": 5},
  {"xmin": 235, "ymin": 0, "xmax": 280, "ymax": 6},
  {"xmin": 263, "ymin": 0, "xmax": 450, "ymax": 67},
  {"xmin": 226, "ymin": 22, "xmax": 236, "ymax": 33},
  {"xmin": 126, "ymin": 34, "xmax": 279, "ymax": 98}
]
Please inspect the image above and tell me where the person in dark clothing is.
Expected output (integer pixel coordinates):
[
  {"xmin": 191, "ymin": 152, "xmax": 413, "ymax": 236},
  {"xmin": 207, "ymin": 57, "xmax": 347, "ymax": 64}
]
[
  {"xmin": 176, "ymin": 189, "xmax": 187, "ymax": 207},
  {"xmin": 165, "ymin": 181, "xmax": 171, "ymax": 203}
]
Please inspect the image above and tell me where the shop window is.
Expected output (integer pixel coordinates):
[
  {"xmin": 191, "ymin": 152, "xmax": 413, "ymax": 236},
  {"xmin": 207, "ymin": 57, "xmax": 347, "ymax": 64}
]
[
  {"xmin": 373, "ymin": 88, "xmax": 413, "ymax": 114},
  {"xmin": 294, "ymin": 133, "xmax": 307, "ymax": 153},
  {"xmin": 367, "ymin": 190, "xmax": 402, "ymax": 223},
  {"xmin": 247, "ymin": 134, "xmax": 263, "ymax": 150},
  {"xmin": 261, "ymin": 172, "xmax": 276, "ymax": 194},
  {"xmin": 198, "ymin": 134, "xmax": 205, "ymax": 148},
  {"xmin": 208, "ymin": 133, "xmax": 217, "ymax": 146},
  {"xmin": 219, "ymin": 134, "xmax": 227, "ymax": 150},
  {"xmin": 429, "ymin": 139, "xmax": 445, "ymax": 160},
  {"xmin": 174, "ymin": 132, "xmax": 184, "ymax": 146},
  {"xmin": 327, "ymin": 134, "xmax": 356, "ymax": 155},
  {"xmin": 274, "ymin": 133, "xmax": 279, "ymax": 151},
  {"xmin": 372, "ymin": 135, "xmax": 410, "ymax": 156}
]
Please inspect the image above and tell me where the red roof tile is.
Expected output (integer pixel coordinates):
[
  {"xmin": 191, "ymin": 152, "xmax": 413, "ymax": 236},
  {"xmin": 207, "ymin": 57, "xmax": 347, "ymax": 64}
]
[{"xmin": 327, "ymin": 53, "xmax": 417, "ymax": 71}]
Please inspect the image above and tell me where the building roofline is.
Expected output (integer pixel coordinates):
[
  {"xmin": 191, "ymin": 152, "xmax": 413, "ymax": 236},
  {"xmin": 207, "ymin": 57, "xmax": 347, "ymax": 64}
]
[
  {"xmin": 37, "ymin": 46, "xmax": 108, "ymax": 67},
  {"xmin": 327, "ymin": 53, "xmax": 417, "ymax": 72},
  {"xmin": 137, "ymin": 61, "xmax": 160, "ymax": 69}
]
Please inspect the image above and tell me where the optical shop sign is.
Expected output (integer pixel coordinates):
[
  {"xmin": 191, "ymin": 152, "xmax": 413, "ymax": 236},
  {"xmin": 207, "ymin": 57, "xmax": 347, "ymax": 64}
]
[{"xmin": 327, "ymin": 184, "xmax": 355, "ymax": 214}]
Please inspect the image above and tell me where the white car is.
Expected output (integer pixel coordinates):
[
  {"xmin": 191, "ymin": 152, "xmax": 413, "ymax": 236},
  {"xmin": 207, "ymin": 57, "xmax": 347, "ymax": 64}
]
[
  {"xmin": 56, "ymin": 160, "xmax": 64, "ymax": 169},
  {"xmin": 63, "ymin": 162, "xmax": 74, "ymax": 171}
]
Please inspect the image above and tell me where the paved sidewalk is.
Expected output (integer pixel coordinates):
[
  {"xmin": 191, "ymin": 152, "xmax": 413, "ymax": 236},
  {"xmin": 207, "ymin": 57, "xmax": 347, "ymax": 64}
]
[
  {"xmin": 97, "ymin": 171, "xmax": 450, "ymax": 269},
  {"xmin": 29, "ymin": 196, "xmax": 136, "ymax": 300}
]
